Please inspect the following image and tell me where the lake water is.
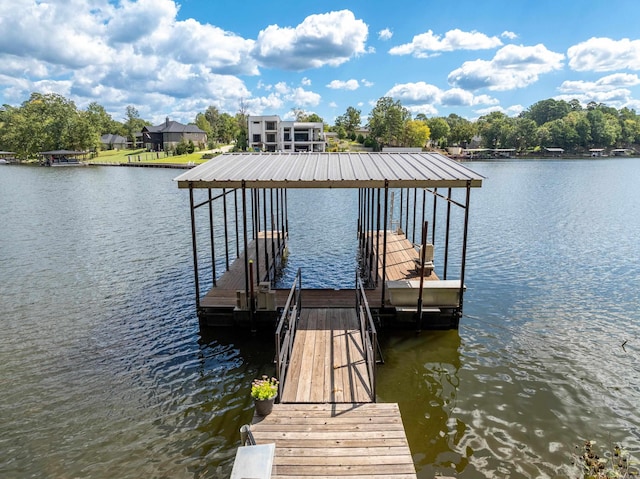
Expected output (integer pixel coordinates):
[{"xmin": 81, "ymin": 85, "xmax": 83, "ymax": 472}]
[{"xmin": 1, "ymin": 159, "xmax": 639, "ymax": 478}]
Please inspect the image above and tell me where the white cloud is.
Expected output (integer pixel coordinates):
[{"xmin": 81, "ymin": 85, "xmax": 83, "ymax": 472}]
[
  {"xmin": 501, "ymin": 31, "xmax": 518, "ymax": 40},
  {"xmin": 407, "ymin": 104, "xmax": 439, "ymax": 116},
  {"xmin": 290, "ymin": 87, "xmax": 322, "ymax": 106},
  {"xmin": 389, "ymin": 29, "xmax": 502, "ymax": 58},
  {"xmin": 0, "ymin": 0, "xmax": 262, "ymax": 123},
  {"xmin": 555, "ymin": 89, "xmax": 636, "ymax": 110},
  {"xmin": 568, "ymin": 37, "xmax": 640, "ymax": 72},
  {"xmin": 556, "ymin": 72, "xmax": 640, "ymax": 109},
  {"xmin": 448, "ymin": 44, "xmax": 564, "ymax": 91},
  {"xmin": 301, "ymin": 77, "xmax": 312, "ymax": 86},
  {"xmin": 268, "ymin": 82, "xmax": 321, "ymax": 107},
  {"xmin": 473, "ymin": 104, "xmax": 524, "ymax": 117},
  {"xmin": 385, "ymin": 81, "xmax": 498, "ymax": 113},
  {"xmin": 326, "ymin": 79, "xmax": 360, "ymax": 90},
  {"xmin": 361, "ymin": 79, "xmax": 374, "ymax": 87},
  {"xmin": 253, "ymin": 10, "xmax": 369, "ymax": 70},
  {"xmin": 244, "ymin": 93, "xmax": 285, "ymax": 116},
  {"xmin": 378, "ymin": 28, "xmax": 393, "ymax": 41},
  {"xmin": 559, "ymin": 73, "xmax": 640, "ymax": 93}
]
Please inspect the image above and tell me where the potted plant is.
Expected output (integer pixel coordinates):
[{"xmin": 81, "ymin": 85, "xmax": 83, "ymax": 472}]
[{"xmin": 251, "ymin": 375, "xmax": 279, "ymax": 416}]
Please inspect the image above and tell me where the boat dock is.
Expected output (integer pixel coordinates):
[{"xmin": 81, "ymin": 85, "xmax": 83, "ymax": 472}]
[{"xmin": 175, "ymin": 152, "xmax": 483, "ymax": 477}]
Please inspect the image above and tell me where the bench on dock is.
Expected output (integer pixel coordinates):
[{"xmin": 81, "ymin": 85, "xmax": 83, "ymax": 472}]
[{"xmin": 386, "ymin": 279, "xmax": 465, "ymax": 309}]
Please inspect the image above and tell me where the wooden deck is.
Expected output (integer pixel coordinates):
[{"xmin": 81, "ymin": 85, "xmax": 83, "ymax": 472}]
[
  {"xmin": 281, "ymin": 308, "xmax": 372, "ymax": 404},
  {"xmin": 200, "ymin": 230, "xmax": 432, "ymax": 312},
  {"xmin": 251, "ymin": 403, "xmax": 417, "ymax": 479},
  {"xmin": 373, "ymin": 230, "xmax": 438, "ymax": 282},
  {"xmin": 201, "ymin": 231, "xmax": 285, "ymax": 308}
]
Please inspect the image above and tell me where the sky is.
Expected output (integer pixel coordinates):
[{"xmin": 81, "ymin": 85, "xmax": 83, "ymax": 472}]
[{"xmin": 2, "ymin": 0, "xmax": 640, "ymax": 126}]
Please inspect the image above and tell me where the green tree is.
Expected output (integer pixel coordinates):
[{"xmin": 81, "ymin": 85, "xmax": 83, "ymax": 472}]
[
  {"xmin": 217, "ymin": 113, "xmax": 237, "ymax": 144},
  {"xmin": 512, "ymin": 117, "xmax": 538, "ymax": 153},
  {"xmin": 426, "ymin": 117, "xmax": 450, "ymax": 147},
  {"xmin": 195, "ymin": 112, "xmax": 213, "ymax": 143},
  {"xmin": 85, "ymin": 102, "xmax": 114, "ymax": 135},
  {"xmin": 68, "ymin": 110, "xmax": 100, "ymax": 151},
  {"xmin": 335, "ymin": 106, "xmax": 361, "ymax": 137},
  {"xmin": 522, "ymin": 99, "xmax": 571, "ymax": 126},
  {"xmin": 446, "ymin": 114, "xmax": 476, "ymax": 147},
  {"xmin": 234, "ymin": 100, "xmax": 249, "ymax": 151},
  {"xmin": 0, "ymin": 92, "xmax": 88, "ymax": 158},
  {"xmin": 124, "ymin": 105, "xmax": 147, "ymax": 146},
  {"xmin": 477, "ymin": 111, "xmax": 512, "ymax": 148},
  {"xmin": 565, "ymin": 111, "xmax": 591, "ymax": 149},
  {"xmin": 367, "ymin": 97, "xmax": 410, "ymax": 149}
]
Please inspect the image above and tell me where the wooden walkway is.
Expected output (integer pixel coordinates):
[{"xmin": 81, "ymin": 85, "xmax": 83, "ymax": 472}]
[
  {"xmin": 372, "ymin": 230, "xmax": 438, "ymax": 282},
  {"xmin": 250, "ymin": 403, "xmax": 417, "ymax": 479},
  {"xmin": 281, "ymin": 308, "xmax": 372, "ymax": 403},
  {"xmin": 246, "ymin": 307, "xmax": 417, "ymax": 478}
]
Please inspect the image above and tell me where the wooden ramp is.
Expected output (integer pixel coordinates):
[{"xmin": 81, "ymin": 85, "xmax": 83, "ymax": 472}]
[
  {"xmin": 281, "ymin": 308, "xmax": 372, "ymax": 403},
  {"xmin": 251, "ymin": 403, "xmax": 417, "ymax": 479}
]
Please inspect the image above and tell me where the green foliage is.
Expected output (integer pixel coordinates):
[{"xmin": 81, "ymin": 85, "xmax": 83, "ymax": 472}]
[
  {"xmin": 335, "ymin": 106, "xmax": 361, "ymax": 137},
  {"xmin": 523, "ymin": 98, "xmax": 572, "ymax": 126},
  {"xmin": 367, "ymin": 97, "xmax": 410, "ymax": 149},
  {"xmin": 251, "ymin": 376, "xmax": 278, "ymax": 400},
  {"xmin": 175, "ymin": 138, "xmax": 188, "ymax": 155},
  {"xmin": 427, "ymin": 117, "xmax": 450, "ymax": 147},
  {"xmin": 0, "ymin": 92, "xmax": 103, "ymax": 159}
]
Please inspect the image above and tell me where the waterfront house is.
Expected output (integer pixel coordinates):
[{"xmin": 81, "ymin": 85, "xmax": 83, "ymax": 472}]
[
  {"xmin": 100, "ymin": 134, "xmax": 128, "ymax": 150},
  {"xmin": 141, "ymin": 117, "xmax": 207, "ymax": 151},
  {"xmin": 247, "ymin": 115, "xmax": 325, "ymax": 152}
]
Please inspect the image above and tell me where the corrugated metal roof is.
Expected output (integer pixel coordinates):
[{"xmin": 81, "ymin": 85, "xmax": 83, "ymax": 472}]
[{"xmin": 174, "ymin": 152, "xmax": 483, "ymax": 189}]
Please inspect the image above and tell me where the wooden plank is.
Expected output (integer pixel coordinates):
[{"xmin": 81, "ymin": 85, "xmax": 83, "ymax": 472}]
[
  {"xmin": 282, "ymin": 309, "xmax": 370, "ymax": 404},
  {"xmin": 365, "ymin": 230, "xmax": 439, "ymax": 283},
  {"xmin": 296, "ymin": 310, "xmax": 316, "ymax": 402},
  {"xmin": 281, "ymin": 313, "xmax": 305, "ymax": 403},
  {"xmin": 251, "ymin": 403, "xmax": 417, "ymax": 479},
  {"xmin": 310, "ymin": 308, "xmax": 327, "ymax": 403},
  {"xmin": 331, "ymin": 310, "xmax": 347, "ymax": 403}
]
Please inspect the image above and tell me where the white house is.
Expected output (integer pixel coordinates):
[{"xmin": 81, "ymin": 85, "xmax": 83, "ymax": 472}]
[{"xmin": 247, "ymin": 116, "xmax": 325, "ymax": 152}]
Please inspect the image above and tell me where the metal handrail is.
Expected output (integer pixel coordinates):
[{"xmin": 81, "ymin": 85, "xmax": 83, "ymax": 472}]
[
  {"xmin": 356, "ymin": 274, "xmax": 379, "ymax": 401},
  {"xmin": 274, "ymin": 268, "xmax": 302, "ymax": 402}
]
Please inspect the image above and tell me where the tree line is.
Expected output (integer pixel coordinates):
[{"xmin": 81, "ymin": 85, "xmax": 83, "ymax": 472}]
[
  {"xmin": 2, "ymin": 92, "xmax": 640, "ymax": 160},
  {"xmin": 333, "ymin": 97, "xmax": 640, "ymax": 153}
]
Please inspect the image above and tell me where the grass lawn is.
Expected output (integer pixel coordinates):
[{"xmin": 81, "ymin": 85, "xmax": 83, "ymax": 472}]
[{"xmin": 89, "ymin": 149, "xmax": 218, "ymax": 165}]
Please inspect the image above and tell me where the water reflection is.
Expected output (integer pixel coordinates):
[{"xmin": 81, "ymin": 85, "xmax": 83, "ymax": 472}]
[{"xmin": 377, "ymin": 331, "xmax": 464, "ymax": 476}]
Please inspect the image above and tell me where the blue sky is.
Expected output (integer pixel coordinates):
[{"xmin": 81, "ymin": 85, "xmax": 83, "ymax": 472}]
[{"xmin": 2, "ymin": 0, "xmax": 640, "ymax": 125}]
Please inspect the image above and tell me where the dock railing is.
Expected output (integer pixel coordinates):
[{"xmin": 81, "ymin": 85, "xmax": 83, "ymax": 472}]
[
  {"xmin": 274, "ymin": 268, "xmax": 302, "ymax": 401},
  {"xmin": 356, "ymin": 274, "xmax": 379, "ymax": 401}
]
